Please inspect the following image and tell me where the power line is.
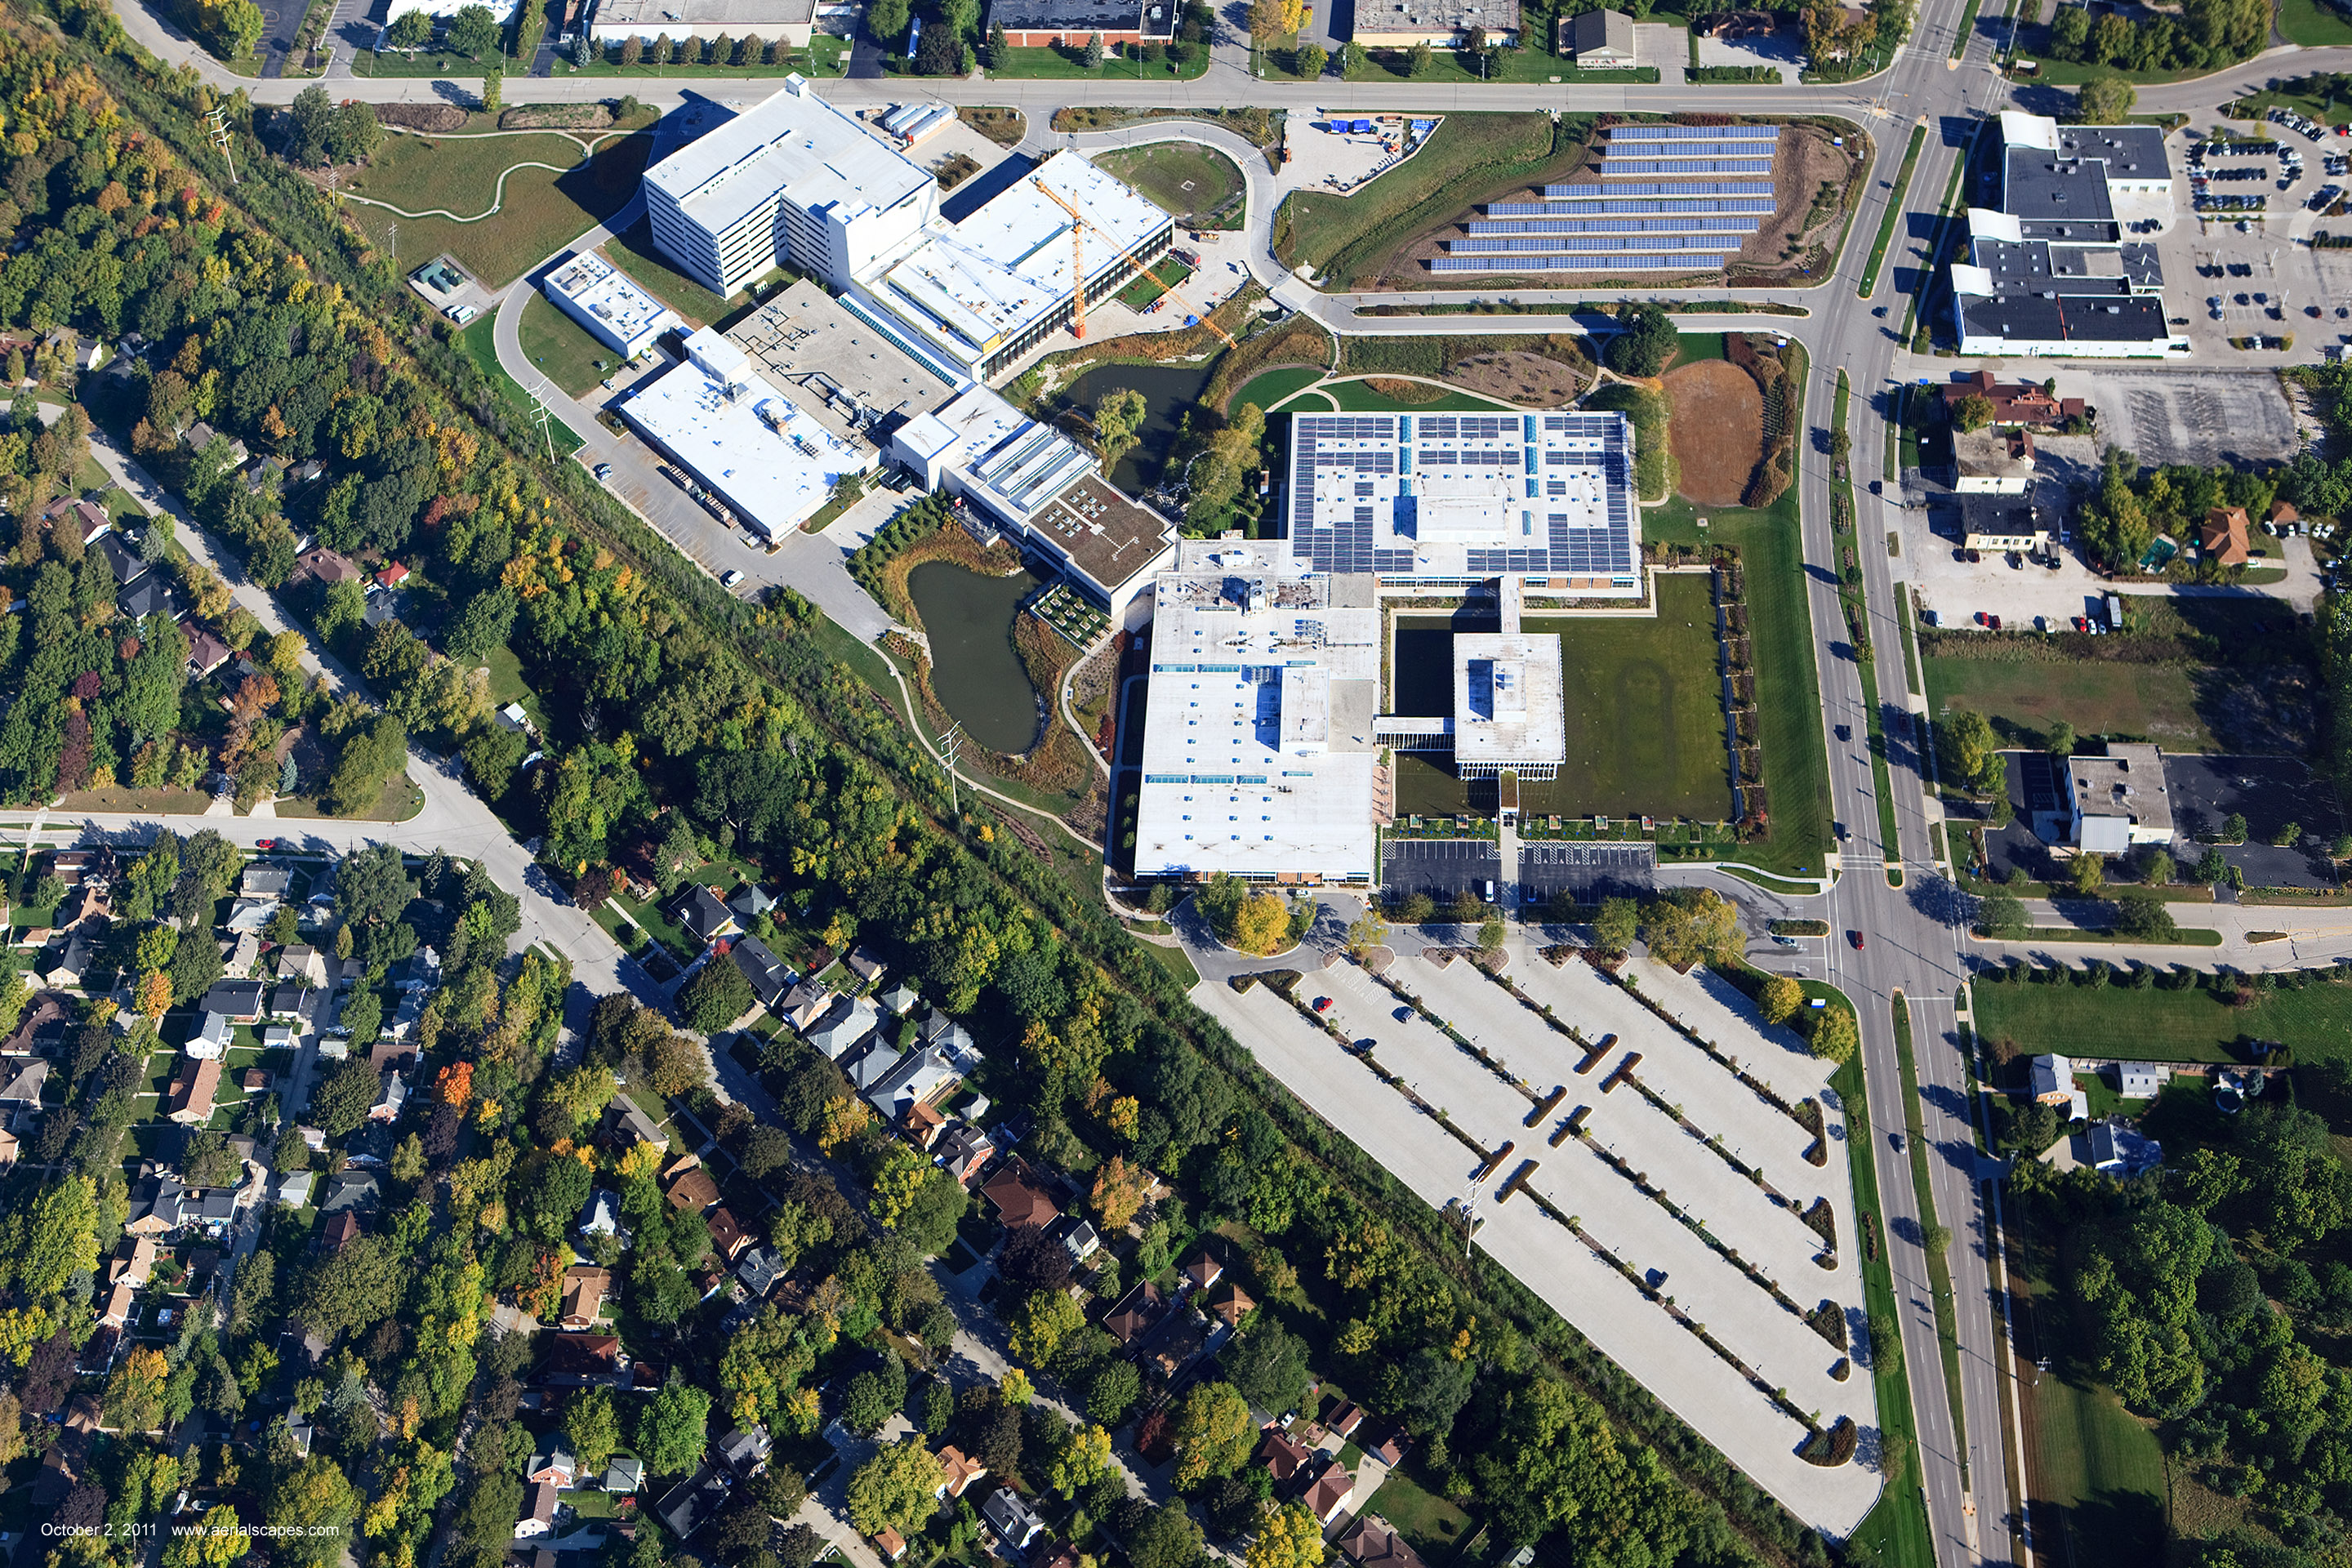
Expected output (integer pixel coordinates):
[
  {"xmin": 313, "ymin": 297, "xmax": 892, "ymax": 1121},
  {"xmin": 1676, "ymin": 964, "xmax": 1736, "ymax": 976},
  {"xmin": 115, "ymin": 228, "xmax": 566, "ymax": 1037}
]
[
  {"xmin": 938, "ymin": 721, "xmax": 964, "ymax": 820},
  {"xmin": 203, "ymin": 106, "xmax": 239, "ymax": 186}
]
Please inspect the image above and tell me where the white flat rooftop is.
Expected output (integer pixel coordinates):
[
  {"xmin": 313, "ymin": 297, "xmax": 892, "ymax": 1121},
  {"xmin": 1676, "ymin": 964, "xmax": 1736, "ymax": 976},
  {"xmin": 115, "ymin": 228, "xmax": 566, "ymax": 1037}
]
[
  {"xmin": 643, "ymin": 76, "xmax": 933, "ymax": 245},
  {"xmin": 622, "ymin": 327, "xmax": 873, "ymax": 539},
  {"xmin": 872, "ymin": 150, "xmax": 1169, "ymax": 368},
  {"xmin": 1453, "ymin": 632, "xmax": 1566, "ymax": 768},
  {"xmin": 1285, "ymin": 411, "xmax": 1642, "ymax": 585},
  {"xmin": 544, "ymin": 252, "xmax": 682, "ymax": 350},
  {"xmin": 1134, "ymin": 543, "xmax": 1381, "ymax": 880}
]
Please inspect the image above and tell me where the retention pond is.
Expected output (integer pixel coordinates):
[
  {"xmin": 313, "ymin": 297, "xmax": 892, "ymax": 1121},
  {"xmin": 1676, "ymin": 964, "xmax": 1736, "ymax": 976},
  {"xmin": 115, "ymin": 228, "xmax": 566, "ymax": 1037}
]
[{"xmin": 907, "ymin": 559, "xmax": 1046, "ymax": 754}]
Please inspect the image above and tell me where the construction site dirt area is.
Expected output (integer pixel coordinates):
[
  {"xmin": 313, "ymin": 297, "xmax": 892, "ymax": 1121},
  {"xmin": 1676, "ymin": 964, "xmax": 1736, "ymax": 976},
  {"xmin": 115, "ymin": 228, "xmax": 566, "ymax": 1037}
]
[
  {"xmin": 1384, "ymin": 120, "xmax": 1861, "ymax": 290},
  {"xmin": 1442, "ymin": 350, "xmax": 1592, "ymax": 407},
  {"xmin": 1664, "ymin": 359, "xmax": 1765, "ymax": 506}
]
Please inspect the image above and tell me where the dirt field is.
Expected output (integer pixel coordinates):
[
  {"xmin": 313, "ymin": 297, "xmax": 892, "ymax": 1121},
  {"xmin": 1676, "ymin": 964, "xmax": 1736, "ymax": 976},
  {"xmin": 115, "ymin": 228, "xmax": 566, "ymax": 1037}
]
[
  {"xmin": 1444, "ymin": 350, "xmax": 1590, "ymax": 406},
  {"xmin": 1664, "ymin": 359, "xmax": 1763, "ymax": 505},
  {"xmin": 1385, "ymin": 120, "xmax": 1862, "ymax": 290}
]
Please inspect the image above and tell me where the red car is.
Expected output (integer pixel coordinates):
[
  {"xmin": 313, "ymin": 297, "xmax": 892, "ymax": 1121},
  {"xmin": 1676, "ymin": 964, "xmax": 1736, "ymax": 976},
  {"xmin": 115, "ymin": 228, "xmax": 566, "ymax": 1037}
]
[
  {"xmin": 255, "ymin": 838, "xmax": 276, "ymax": 851},
  {"xmin": 1312, "ymin": 996, "xmax": 1333, "ymax": 1013},
  {"xmin": 2072, "ymin": 616, "xmax": 2090, "ymax": 633},
  {"xmin": 1975, "ymin": 611, "xmax": 1989, "ymax": 626},
  {"xmin": 1848, "ymin": 930, "xmax": 1866, "ymax": 950}
]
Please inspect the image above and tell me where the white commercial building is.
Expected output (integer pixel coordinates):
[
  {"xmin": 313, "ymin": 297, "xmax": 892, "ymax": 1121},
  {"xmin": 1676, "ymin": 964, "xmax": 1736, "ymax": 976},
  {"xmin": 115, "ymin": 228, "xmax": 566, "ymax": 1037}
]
[
  {"xmin": 384, "ymin": 0, "xmax": 523, "ymax": 27},
  {"xmin": 2065, "ymin": 743, "xmax": 2175, "ymax": 854},
  {"xmin": 621, "ymin": 325, "xmax": 876, "ymax": 539},
  {"xmin": 1282, "ymin": 410, "xmax": 1642, "ymax": 595},
  {"xmin": 642, "ymin": 75, "xmax": 940, "ymax": 300},
  {"xmin": 1131, "ymin": 541, "xmax": 1382, "ymax": 883},
  {"xmin": 891, "ymin": 385, "xmax": 1178, "ymax": 619},
  {"xmin": 590, "ymin": 0, "xmax": 817, "ymax": 48},
  {"xmin": 541, "ymin": 252, "xmax": 684, "ymax": 360},
  {"xmin": 1446, "ymin": 577, "xmax": 1565, "ymax": 780},
  {"xmin": 865, "ymin": 151, "xmax": 1176, "ymax": 381}
]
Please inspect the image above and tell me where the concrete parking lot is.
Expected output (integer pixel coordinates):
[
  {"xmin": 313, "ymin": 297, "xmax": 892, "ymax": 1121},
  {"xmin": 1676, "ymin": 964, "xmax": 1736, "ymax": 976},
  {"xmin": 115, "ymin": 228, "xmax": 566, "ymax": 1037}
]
[
  {"xmin": 1192, "ymin": 952, "xmax": 1878, "ymax": 1532},
  {"xmin": 2050, "ymin": 367, "xmax": 2304, "ymax": 470},
  {"xmin": 1518, "ymin": 840, "xmax": 1656, "ymax": 902},
  {"xmin": 1383, "ymin": 839, "xmax": 1502, "ymax": 902}
]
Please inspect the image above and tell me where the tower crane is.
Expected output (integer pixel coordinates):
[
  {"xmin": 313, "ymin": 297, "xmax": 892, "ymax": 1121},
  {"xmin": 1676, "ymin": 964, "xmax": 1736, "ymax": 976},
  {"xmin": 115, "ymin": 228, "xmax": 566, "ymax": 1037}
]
[{"xmin": 1030, "ymin": 176, "xmax": 1235, "ymax": 349}]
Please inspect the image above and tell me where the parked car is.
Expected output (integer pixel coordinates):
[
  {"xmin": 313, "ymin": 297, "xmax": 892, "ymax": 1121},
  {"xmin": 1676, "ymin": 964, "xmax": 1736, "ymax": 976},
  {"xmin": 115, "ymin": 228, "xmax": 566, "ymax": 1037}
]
[{"xmin": 721, "ymin": 569, "xmax": 746, "ymax": 587}]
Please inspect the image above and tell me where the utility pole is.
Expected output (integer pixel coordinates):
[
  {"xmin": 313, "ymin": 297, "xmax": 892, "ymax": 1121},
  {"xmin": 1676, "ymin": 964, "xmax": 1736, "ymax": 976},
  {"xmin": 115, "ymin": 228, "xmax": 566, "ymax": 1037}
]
[
  {"xmin": 938, "ymin": 722, "xmax": 965, "ymax": 819},
  {"xmin": 1461, "ymin": 1177, "xmax": 1477, "ymax": 1260},
  {"xmin": 388, "ymin": 220, "xmax": 398, "ymax": 263},
  {"xmin": 203, "ymin": 106, "xmax": 239, "ymax": 185},
  {"xmin": 528, "ymin": 381, "xmax": 556, "ymax": 461}
]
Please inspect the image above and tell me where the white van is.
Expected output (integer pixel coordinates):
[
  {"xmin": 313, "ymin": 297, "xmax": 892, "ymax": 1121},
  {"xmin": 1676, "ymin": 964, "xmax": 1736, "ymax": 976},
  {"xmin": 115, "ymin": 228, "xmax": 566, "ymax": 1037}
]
[{"xmin": 444, "ymin": 303, "xmax": 478, "ymax": 325}]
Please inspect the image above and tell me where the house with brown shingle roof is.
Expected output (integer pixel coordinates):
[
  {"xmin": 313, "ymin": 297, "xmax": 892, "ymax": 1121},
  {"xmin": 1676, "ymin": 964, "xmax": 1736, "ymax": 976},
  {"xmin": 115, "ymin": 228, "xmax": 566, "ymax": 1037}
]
[
  {"xmin": 1303, "ymin": 1464, "xmax": 1354, "ymax": 1524},
  {"xmin": 706, "ymin": 1206, "xmax": 752, "ymax": 1263},
  {"xmin": 1103, "ymin": 1281, "xmax": 1165, "ymax": 1346},
  {"xmin": 1181, "ymin": 1252, "xmax": 1223, "ymax": 1294},
  {"xmin": 1338, "ymin": 1516, "xmax": 1429, "ymax": 1568},
  {"xmin": 2202, "ymin": 506, "xmax": 2251, "ymax": 567},
  {"xmin": 560, "ymin": 1266, "xmax": 612, "ymax": 1330},
  {"xmin": 934, "ymin": 1446, "xmax": 988, "ymax": 1499},
  {"xmin": 665, "ymin": 1166, "xmax": 721, "ymax": 1213},
  {"xmin": 1210, "ymin": 1283, "xmax": 1254, "ymax": 1329},
  {"xmin": 167, "ymin": 1056, "xmax": 222, "ymax": 1125},
  {"xmin": 1261, "ymin": 1429, "xmax": 1314, "ymax": 1484},
  {"xmin": 982, "ymin": 1165, "xmax": 1061, "ymax": 1230}
]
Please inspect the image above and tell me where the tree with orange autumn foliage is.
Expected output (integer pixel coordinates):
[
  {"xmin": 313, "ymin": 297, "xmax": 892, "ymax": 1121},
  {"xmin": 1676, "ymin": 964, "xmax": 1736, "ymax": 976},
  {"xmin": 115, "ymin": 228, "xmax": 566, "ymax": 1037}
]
[
  {"xmin": 436, "ymin": 1061, "xmax": 473, "ymax": 1107},
  {"xmin": 1091, "ymin": 1155, "xmax": 1151, "ymax": 1232}
]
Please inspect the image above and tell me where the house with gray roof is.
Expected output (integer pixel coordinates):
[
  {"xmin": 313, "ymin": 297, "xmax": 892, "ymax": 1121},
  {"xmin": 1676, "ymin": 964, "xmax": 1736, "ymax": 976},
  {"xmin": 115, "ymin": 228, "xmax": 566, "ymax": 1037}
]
[{"xmin": 804, "ymin": 994, "xmax": 880, "ymax": 1060}]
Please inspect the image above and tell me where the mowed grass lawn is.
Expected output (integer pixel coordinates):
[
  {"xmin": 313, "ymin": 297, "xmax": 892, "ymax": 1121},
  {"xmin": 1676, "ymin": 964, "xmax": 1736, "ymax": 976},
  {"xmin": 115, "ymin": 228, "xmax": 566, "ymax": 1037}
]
[
  {"xmin": 2279, "ymin": 0, "xmax": 2352, "ymax": 46},
  {"xmin": 1923, "ymin": 651, "xmax": 2215, "ymax": 751},
  {"xmin": 342, "ymin": 124, "xmax": 654, "ymax": 287},
  {"xmin": 517, "ymin": 292, "xmax": 614, "ymax": 399},
  {"xmin": 1974, "ymin": 978, "xmax": 2352, "ymax": 1062},
  {"xmin": 1094, "ymin": 141, "xmax": 1245, "ymax": 225},
  {"xmin": 1391, "ymin": 574, "xmax": 1730, "ymax": 822}
]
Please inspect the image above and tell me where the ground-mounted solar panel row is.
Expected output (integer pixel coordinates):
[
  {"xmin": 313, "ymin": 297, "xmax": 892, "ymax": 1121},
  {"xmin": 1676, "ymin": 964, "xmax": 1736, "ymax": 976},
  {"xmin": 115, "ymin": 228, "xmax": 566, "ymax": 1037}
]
[
  {"xmin": 1449, "ymin": 232, "xmax": 1749, "ymax": 255},
  {"xmin": 1462, "ymin": 215, "xmax": 1762, "ymax": 237},
  {"xmin": 1428, "ymin": 253, "xmax": 1728, "ymax": 272},
  {"xmin": 1599, "ymin": 158, "xmax": 1777, "ymax": 176},
  {"xmin": 1534, "ymin": 180, "xmax": 1776, "ymax": 201},
  {"xmin": 1477, "ymin": 199, "xmax": 1776, "ymax": 225},
  {"xmin": 1599, "ymin": 145, "xmax": 1781, "ymax": 164},
  {"xmin": 1601, "ymin": 122, "xmax": 1782, "ymax": 143}
]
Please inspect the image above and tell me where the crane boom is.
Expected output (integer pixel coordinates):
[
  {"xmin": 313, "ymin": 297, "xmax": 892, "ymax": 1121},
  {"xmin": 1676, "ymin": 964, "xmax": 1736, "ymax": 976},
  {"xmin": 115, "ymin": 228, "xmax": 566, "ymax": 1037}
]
[{"xmin": 1030, "ymin": 175, "xmax": 1236, "ymax": 349}]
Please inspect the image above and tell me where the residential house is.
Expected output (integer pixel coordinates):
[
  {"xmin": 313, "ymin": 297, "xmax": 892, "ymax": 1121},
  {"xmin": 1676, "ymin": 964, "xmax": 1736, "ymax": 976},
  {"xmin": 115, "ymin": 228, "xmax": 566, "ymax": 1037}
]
[
  {"xmin": 844, "ymin": 944, "xmax": 886, "ymax": 987},
  {"xmin": 911, "ymin": 1005, "xmax": 979, "ymax": 1072},
  {"xmin": 275, "ymin": 1170, "xmax": 315, "ymax": 1206},
  {"xmin": 0, "ymin": 1125, "xmax": 19, "ymax": 1170},
  {"xmin": 2202, "ymin": 505, "xmax": 2252, "ymax": 567},
  {"xmin": 2028, "ymin": 1054, "xmax": 2073, "ymax": 1106},
  {"xmin": 109, "ymin": 1235, "xmax": 158, "ymax": 1291},
  {"xmin": 385, "ymin": 987, "xmax": 429, "ymax": 1042},
  {"xmin": 603, "ymin": 1455, "xmax": 646, "ymax": 1496},
  {"xmin": 1262, "ymin": 1430, "xmax": 1315, "ymax": 1484},
  {"xmin": 183, "ymin": 622, "xmax": 230, "ymax": 678},
  {"xmin": 983, "ymin": 1489, "xmax": 1048, "ymax": 1553},
  {"xmin": 863, "ymin": 1043, "xmax": 958, "ymax": 1120},
  {"xmin": 201, "ymin": 980, "xmax": 267, "ymax": 1022},
  {"xmin": 1338, "ymin": 1517, "xmax": 1429, "ymax": 1568},
  {"xmin": 1103, "ymin": 1281, "xmax": 1165, "ymax": 1346},
  {"xmin": 269, "ymin": 982, "xmax": 321, "ymax": 1030},
  {"xmin": 780, "ymin": 982, "xmax": 835, "ymax": 1033},
  {"xmin": 736, "ymin": 1245, "xmax": 786, "ymax": 1298},
  {"xmin": 527, "ymin": 1433, "xmax": 579, "ymax": 1489},
  {"xmin": 515, "ymin": 1480, "xmax": 561, "ymax": 1540},
  {"xmin": 560, "ymin": 1266, "xmax": 612, "ymax": 1330},
  {"xmin": 666, "ymin": 1165, "xmax": 722, "ymax": 1213},
  {"xmin": 167, "ymin": 1056, "xmax": 222, "ymax": 1125},
  {"xmin": 804, "ymin": 994, "xmax": 880, "ymax": 1059},
  {"xmin": 242, "ymin": 864, "xmax": 294, "ymax": 900},
  {"xmin": 99, "ymin": 1280, "xmax": 137, "ymax": 1327},
  {"xmin": 880, "ymin": 978, "xmax": 920, "ymax": 1015},
  {"xmin": 287, "ymin": 1409, "xmax": 317, "ymax": 1458},
  {"xmin": 319, "ymin": 1212, "xmax": 363, "ymax": 1257},
  {"xmin": 1181, "ymin": 1252, "xmax": 1223, "ymax": 1294},
  {"xmin": 539, "ymin": 1332, "xmax": 632, "ymax": 1388},
  {"xmin": 292, "ymin": 548, "xmax": 363, "ymax": 587},
  {"xmin": 1303, "ymin": 1465, "xmax": 1354, "ymax": 1525},
  {"xmin": 376, "ymin": 562, "xmax": 410, "ymax": 590},
  {"xmin": 655, "ymin": 1465, "xmax": 735, "ymax": 1543},
  {"xmin": 92, "ymin": 528, "xmax": 139, "ymax": 586},
  {"xmin": 186, "ymin": 1013, "xmax": 234, "ymax": 1060},
  {"xmin": 931, "ymin": 1123, "xmax": 997, "ymax": 1184},
  {"xmin": 227, "ymin": 930, "xmax": 263, "ymax": 977},
  {"xmin": 728, "ymin": 883, "xmax": 777, "ymax": 920},
  {"xmin": 875, "ymin": 1529, "xmax": 908, "ymax": 1562},
  {"xmin": 715, "ymin": 1425, "xmax": 772, "ymax": 1479},
  {"xmin": 2114, "ymin": 1062, "xmax": 2167, "ymax": 1098},
  {"xmin": 1209, "ymin": 1283, "xmax": 1254, "ymax": 1330},
  {"xmin": 936, "ymin": 1446, "xmax": 988, "ymax": 1500},
  {"xmin": 728, "ymin": 933, "xmax": 794, "ymax": 1011},
  {"xmin": 904, "ymin": 1101, "xmax": 949, "ymax": 1148},
  {"xmin": 118, "ymin": 572, "xmax": 172, "ymax": 621},
  {"xmin": 278, "ymin": 943, "xmax": 327, "ymax": 986},
  {"xmin": 706, "ymin": 1206, "xmax": 753, "ymax": 1263},
  {"xmin": 183, "ymin": 421, "xmax": 249, "ymax": 465},
  {"xmin": 1058, "ymin": 1220, "xmax": 1102, "ymax": 1265},
  {"xmin": 47, "ymin": 847, "xmax": 110, "ymax": 884},
  {"xmin": 670, "ymin": 884, "xmax": 737, "ymax": 946},
  {"xmin": 0, "ymin": 1055, "xmax": 49, "ymax": 1106},
  {"xmin": 1032, "ymin": 1544, "xmax": 1080, "ymax": 1568},
  {"xmin": 579, "ymin": 1188, "xmax": 624, "ymax": 1239},
  {"xmin": 43, "ymin": 496, "xmax": 110, "ymax": 547},
  {"xmin": 38, "ymin": 933, "xmax": 92, "ymax": 988},
  {"xmin": 2270, "ymin": 500, "xmax": 2301, "ymax": 532},
  {"xmin": 983, "ymin": 1165, "xmax": 1062, "ymax": 1231},
  {"xmin": 368, "ymin": 1071, "xmax": 409, "ymax": 1123},
  {"xmin": 605, "ymin": 1099, "xmax": 670, "ymax": 1153},
  {"xmin": 55, "ymin": 881, "xmax": 111, "ymax": 929},
  {"xmin": 2088, "ymin": 1118, "xmax": 2164, "ymax": 1176},
  {"xmin": 323, "ymin": 1170, "xmax": 380, "ymax": 1214},
  {"xmin": 1327, "ymin": 1403, "xmax": 1365, "ymax": 1441}
]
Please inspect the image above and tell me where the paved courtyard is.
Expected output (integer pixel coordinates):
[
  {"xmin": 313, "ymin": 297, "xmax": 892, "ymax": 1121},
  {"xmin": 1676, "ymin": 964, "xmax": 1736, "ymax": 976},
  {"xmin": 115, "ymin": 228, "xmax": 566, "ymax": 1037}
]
[{"xmin": 1191, "ymin": 942, "xmax": 1880, "ymax": 1532}]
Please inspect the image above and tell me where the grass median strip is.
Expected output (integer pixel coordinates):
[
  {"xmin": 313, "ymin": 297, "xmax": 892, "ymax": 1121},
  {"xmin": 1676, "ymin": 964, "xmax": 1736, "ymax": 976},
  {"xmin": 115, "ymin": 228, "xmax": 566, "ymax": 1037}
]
[
  {"xmin": 1859, "ymin": 124, "xmax": 1927, "ymax": 300},
  {"xmin": 1894, "ymin": 995, "xmax": 1967, "ymax": 1484},
  {"xmin": 1949, "ymin": 0, "xmax": 1984, "ymax": 56},
  {"xmin": 1833, "ymin": 372, "xmax": 1904, "ymax": 866},
  {"xmin": 1832, "ymin": 1002, "xmax": 1936, "ymax": 1568}
]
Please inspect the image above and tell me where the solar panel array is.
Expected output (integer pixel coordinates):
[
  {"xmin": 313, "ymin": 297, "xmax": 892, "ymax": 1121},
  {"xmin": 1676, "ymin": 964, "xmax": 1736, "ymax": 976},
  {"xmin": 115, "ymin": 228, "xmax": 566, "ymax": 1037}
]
[
  {"xmin": 1602, "ymin": 122, "xmax": 1780, "ymax": 143},
  {"xmin": 1534, "ymin": 180, "xmax": 1775, "ymax": 200},
  {"xmin": 1601, "ymin": 158, "xmax": 1776, "ymax": 176},
  {"xmin": 1463, "ymin": 216, "xmax": 1762, "ymax": 236},
  {"xmin": 1450, "ymin": 234, "xmax": 1734, "ymax": 253},
  {"xmin": 1283, "ymin": 413, "xmax": 1639, "ymax": 580},
  {"xmin": 1430, "ymin": 253, "xmax": 1727, "ymax": 272},
  {"xmin": 1477, "ymin": 201, "xmax": 1775, "ymax": 226}
]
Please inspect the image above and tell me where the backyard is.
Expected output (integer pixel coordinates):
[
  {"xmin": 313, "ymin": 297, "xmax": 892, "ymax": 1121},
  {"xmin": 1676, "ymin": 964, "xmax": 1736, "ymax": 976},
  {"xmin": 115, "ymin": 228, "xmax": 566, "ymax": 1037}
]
[
  {"xmin": 1974, "ymin": 976, "xmax": 2352, "ymax": 1062},
  {"xmin": 1389, "ymin": 575, "xmax": 1730, "ymax": 822},
  {"xmin": 1093, "ymin": 141, "xmax": 1245, "ymax": 226},
  {"xmin": 340, "ymin": 116, "xmax": 656, "ymax": 287}
]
